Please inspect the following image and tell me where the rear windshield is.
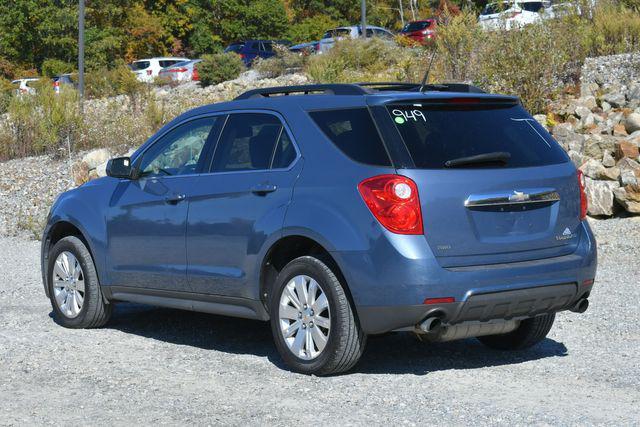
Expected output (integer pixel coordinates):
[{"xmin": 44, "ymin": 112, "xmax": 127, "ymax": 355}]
[
  {"xmin": 403, "ymin": 21, "xmax": 430, "ymax": 32},
  {"xmin": 309, "ymin": 108, "xmax": 391, "ymax": 166},
  {"xmin": 388, "ymin": 103, "xmax": 567, "ymax": 169},
  {"xmin": 131, "ymin": 61, "xmax": 150, "ymax": 70}
]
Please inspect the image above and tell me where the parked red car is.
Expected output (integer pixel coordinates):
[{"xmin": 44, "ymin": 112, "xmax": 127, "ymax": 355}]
[{"xmin": 400, "ymin": 19, "xmax": 437, "ymax": 44}]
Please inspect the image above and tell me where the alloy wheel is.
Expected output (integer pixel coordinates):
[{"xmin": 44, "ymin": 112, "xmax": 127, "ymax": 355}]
[
  {"xmin": 52, "ymin": 251, "xmax": 85, "ymax": 318},
  {"xmin": 278, "ymin": 275, "xmax": 331, "ymax": 360}
]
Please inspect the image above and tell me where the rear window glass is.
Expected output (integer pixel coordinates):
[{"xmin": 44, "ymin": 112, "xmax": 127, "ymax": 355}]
[
  {"xmin": 131, "ymin": 61, "xmax": 150, "ymax": 70},
  {"xmin": 309, "ymin": 108, "xmax": 391, "ymax": 166},
  {"xmin": 388, "ymin": 103, "xmax": 567, "ymax": 169},
  {"xmin": 403, "ymin": 21, "xmax": 429, "ymax": 32}
]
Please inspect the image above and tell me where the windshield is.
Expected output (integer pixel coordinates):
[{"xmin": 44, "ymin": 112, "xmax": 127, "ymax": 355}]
[{"xmin": 387, "ymin": 103, "xmax": 568, "ymax": 169}]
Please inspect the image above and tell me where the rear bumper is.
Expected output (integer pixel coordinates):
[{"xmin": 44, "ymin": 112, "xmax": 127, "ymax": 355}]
[
  {"xmin": 332, "ymin": 221, "xmax": 597, "ymax": 334},
  {"xmin": 358, "ymin": 282, "xmax": 590, "ymax": 334}
]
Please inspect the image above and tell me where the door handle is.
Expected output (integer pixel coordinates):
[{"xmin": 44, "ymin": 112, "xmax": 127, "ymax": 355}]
[
  {"xmin": 251, "ymin": 183, "xmax": 277, "ymax": 196},
  {"xmin": 165, "ymin": 193, "xmax": 186, "ymax": 205}
]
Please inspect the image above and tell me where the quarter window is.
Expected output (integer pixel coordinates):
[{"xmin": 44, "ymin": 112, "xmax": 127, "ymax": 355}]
[
  {"xmin": 211, "ymin": 113, "xmax": 288, "ymax": 172},
  {"xmin": 139, "ymin": 117, "xmax": 217, "ymax": 177},
  {"xmin": 309, "ymin": 108, "xmax": 391, "ymax": 166}
]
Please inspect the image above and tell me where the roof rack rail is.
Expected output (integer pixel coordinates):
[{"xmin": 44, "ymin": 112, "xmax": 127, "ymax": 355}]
[
  {"xmin": 234, "ymin": 84, "xmax": 367, "ymax": 100},
  {"xmin": 234, "ymin": 82, "xmax": 486, "ymax": 100}
]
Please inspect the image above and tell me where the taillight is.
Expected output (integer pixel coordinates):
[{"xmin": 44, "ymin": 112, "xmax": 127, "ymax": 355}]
[
  {"xmin": 358, "ymin": 174, "xmax": 423, "ymax": 235},
  {"xmin": 192, "ymin": 66, "xmax": 199, "ymax": 81},
  {"xmin": 146, "ymin": 69, "xmax": 152, "ymax": 75},
  {"xmin": 577, "ymin": 170, "xmax": 588, "ymax": 220}
]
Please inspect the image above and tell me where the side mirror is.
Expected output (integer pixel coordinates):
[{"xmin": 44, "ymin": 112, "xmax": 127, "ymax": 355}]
[{"xmin": 106, "ymin": 157, "xmax": 135, "ymax": 179}]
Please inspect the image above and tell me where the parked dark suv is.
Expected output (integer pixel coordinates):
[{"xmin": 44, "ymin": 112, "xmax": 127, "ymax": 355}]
[
  {"xmin": 224, "ymin": 40, "xmax": 291, "ymax": 66},
  {"xmin": 41, "ymin": 83, "xmax": 596, "ymax": 375}
]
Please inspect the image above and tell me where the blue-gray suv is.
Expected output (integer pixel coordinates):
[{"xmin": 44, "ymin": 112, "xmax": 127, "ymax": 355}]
[{"xmin": 41, "ymin": 83, "xmax": 597, "ymax": 375}]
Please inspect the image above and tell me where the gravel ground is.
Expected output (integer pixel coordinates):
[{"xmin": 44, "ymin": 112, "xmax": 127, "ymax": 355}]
[{"xmin": 0, "ymin": 218, "xmax": 639, "ymax": 425}]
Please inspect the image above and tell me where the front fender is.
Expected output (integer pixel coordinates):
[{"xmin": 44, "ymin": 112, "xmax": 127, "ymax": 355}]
[{"xmin": 41, "ymin": 180, "xmax": 116, "ymax": 296}]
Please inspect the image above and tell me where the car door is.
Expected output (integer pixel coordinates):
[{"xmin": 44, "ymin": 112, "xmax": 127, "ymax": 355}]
[
  {"xmin": 186, "ymin": 112, "xmax": 301, "ymax": 298},
  {"xmin": 106, "ymin": 116, "xmax": 221, "ymax": 291}
]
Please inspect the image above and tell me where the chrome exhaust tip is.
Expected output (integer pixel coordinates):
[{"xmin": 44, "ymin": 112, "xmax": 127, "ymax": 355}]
[
  {"xmin": 570, "ymin": 298, "xmax": 589, "ymax": 314},
  {"xmin": 418, "ymin": 316, "xmax": 443, "ymax": 334}
]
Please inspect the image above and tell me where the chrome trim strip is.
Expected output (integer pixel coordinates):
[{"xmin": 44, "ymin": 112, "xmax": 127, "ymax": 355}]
[{"xmin": 465, "ymin": 190, "xmax": 560, "ymax": 208}]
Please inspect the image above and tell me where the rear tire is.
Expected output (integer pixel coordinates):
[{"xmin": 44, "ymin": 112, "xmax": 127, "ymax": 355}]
[
  {"xmin": 269, "ymin": 256, "xmax": 366, "ymax": 375},
  {"xmin": 48, "ymin": 236, "xmax": 112, "ymax": 328},
  {"xmin": 477, "ymin": 313, "xmax": 555, "ymax": 350}
]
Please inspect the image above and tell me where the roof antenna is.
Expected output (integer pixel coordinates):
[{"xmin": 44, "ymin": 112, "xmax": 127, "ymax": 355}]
[{"xmin": 419, "ymin": 48, "xmax": 437, "ymax": 92}]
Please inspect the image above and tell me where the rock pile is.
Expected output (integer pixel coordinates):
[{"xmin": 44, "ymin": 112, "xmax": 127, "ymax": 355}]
[{"xmin": 548, "ymin": 63, "xmax": 640, "ymax": 216}]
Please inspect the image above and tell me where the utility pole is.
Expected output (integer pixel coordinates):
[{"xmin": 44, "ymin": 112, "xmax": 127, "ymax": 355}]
[
  {"xmin": 361, "ymin": 0, "xmax": 367, "ymax": 38},
  {"xmin": 78, "ymin": 0, "xmax": 85, "ymax": 114}
]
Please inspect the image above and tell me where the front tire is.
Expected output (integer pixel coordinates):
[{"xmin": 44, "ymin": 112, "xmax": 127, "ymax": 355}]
[
  {"xmin": 269, "ymin": 256, "xmax": 366, "ymax": 375},
  {"xmin": 48, "ymin": 236, "xmax": 112, "ymax": 328},
  {"xmin": 477, "ymin": 313, "xmax": 556, "ymax": 350}
]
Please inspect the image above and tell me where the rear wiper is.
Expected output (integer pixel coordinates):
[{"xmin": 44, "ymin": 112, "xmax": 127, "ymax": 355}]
[{"xmin": 444, "ymin": 151, "xmax": 511, "ymax": 168}]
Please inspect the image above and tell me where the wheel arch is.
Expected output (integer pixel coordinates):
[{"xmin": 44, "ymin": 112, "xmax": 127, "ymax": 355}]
[
  {"xmin": 259, "ymin": 234, "xmax": 357, "ymax": 318},
  {"xmin": 42, "ymin": 220, "xmax": 101, "ymax": 299}
]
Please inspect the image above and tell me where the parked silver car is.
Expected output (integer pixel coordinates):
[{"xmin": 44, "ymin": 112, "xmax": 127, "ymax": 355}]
[{"xmin": 318, "ymin": 25, "xmax": 395, "ymax": 54}]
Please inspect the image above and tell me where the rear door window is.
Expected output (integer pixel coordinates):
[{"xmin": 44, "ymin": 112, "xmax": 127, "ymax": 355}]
[
  {"xmin": 309, "ymin": 108, "xmax": 391, "ymax": 166},
  {"xmin": 387, "ymin": 103, "xmax": 567, "ymax": 168},
  {"xmin": 159, "ymin": 60, "xmax": 180, "ymax": 68},
  {"xmin": 211, "ymin": 113, "xmax": 285, "ymax": 172}
]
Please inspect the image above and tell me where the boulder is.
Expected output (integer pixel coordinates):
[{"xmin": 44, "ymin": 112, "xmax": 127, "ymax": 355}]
[
  {"xmin": 601, "ymin": 167, "xmax": 621, "ymax": 181},
  {"xmin": 613, "ymin": 123, "xmax": 628, "ymax": 137},
  {"xmin": 615, "ymin": 139, "xmax": 640, "ymax": 160},
  {"xmin": 601, "ymin": 101, "xmax": 612, "ymax": 112},
  {"xmin": 71, "ymin": 161, "xmax": 90, "ymax": 186},
  {"xmin": 604, "ymin": 91, "xmax": 626, "ymax": 108},
  {"xmin": 582, "ymin": 135, "xmax": 615, "ymax": 159},
  {"xmin": 579, "ymin": 159, "xmax": 604, "ymax": 179},
  {"xmin": 96, "ymin": 160, "xmax": 108, "ymax": 178},
  {"xmin": 567, "ymin": 150, "xmax": 583, "ymax": 168},
  {"xmin": 584, "ymin": 178, "xmax": 618, "ymax": 216},
  {"xmin": 624, "ymin": 112, "xmax": 640, "ymax": 134},
  {"xmin": 612, "ymin": 185, "xmax": 640, "ymax": 214},
  {"xmin": 533, "ymin": 114, "xmax": 547, "ymax": 129},
  {"xmin": 602, "ymin": 151, "xmax": 616, "ymax": 167},
  {"xmin": 82, "ymin": 148, "xmax": 112, "ymax": 170},
  {"xmin": 575, "ymin": 105, "xmax": 591, "ymax": 119},
  {"xmin": 580, "ymin": 95, "xmax": 597, "ymax": 110},
  {"xmin": 617, "ymin": 157, "xmax": 640, "ymax": 172},
  {"xmin": 619, "ymin": 169, "xmax": 639, "ymax": 187}
]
